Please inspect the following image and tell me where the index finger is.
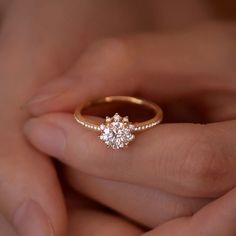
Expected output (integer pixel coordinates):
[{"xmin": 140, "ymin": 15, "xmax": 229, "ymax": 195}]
[
  {"xmin": 24, "ymin": 23, "xmax": 236, "ymax": 116},
  {"xmin": 24, "ymin": 113, "xmax": 236, "ymax": 198}
]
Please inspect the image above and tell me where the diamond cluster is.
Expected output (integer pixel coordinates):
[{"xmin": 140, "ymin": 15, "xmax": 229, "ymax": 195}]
[{"xmin": 99, "ymin": 113, "xmax": 135, "ymax": 149}]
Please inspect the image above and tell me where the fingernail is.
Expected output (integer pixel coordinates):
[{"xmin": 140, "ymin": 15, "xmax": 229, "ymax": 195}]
[
  {"xmin": 22, "ymin": 77, "xmax": 75, "ymax": 109},
  {"xmin": 13, "ymin": 199, "xmax": 55, "ymax": 236},
  {"xmin": 24, "ymin": 118, "xmax": 66, "ymax": 158},
  {"xmin": 22, "ymin": 94, "xmax": 60, "ymax": 109}
]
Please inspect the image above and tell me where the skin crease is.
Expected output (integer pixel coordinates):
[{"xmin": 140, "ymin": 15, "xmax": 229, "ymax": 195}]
[
  {"xmin": 0, "ymin": 0, "xmax": 235, "ymax": 236},
  {"xmin": 0, "ymin": 0, "xmax": 153, "ymax": 235},
  {"xmin": 25, "ymin": 19, "xmax": 236, "ymax": 236},
  {"xmin": 25, "ymin": 14, "xmax": 236, "ymax": 236},
  {"xmin": 23, "ymin": 22, "xmax": 236, "ymax": 234}
]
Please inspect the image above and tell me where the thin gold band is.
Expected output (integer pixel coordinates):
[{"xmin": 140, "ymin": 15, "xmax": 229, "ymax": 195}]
[{"xmin": 74, "ymin": 96, "xmax": 163, "ymax": 132}]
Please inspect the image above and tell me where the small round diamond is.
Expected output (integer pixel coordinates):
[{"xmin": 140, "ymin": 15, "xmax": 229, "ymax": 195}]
[{"xmin": 99, "ymin": 113, "xmax": 135, "ymax": 149}]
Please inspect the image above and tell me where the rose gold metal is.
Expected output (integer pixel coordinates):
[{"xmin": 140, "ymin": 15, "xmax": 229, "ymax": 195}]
[{"xmin": 74, "ymin": 96, "xmax": 163, "ymax": 132}]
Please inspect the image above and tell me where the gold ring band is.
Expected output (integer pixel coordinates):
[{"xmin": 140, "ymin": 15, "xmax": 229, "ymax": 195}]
[{"xmin": 74, "ymin": 96, "xmax": 163, "ymax": 149}]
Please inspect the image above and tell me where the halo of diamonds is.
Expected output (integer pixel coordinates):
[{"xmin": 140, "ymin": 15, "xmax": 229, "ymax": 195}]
[
  {"xmin": 99, "ymin": 113, "xmax": 135, "ymax": 149},
  {"xmin": 75, "ymin": 112, "xmax": 161, "ymax": 149}
]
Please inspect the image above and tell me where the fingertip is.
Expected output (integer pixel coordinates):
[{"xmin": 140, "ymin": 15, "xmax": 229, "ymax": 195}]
[
  {"xmin": 21, "ymin": 76, "xmax": 78, "ymax": 116},
  {"xmin": 24, "ymin": 117, "xmax": 67, "ymax": 159},
  {"xmin": 13, "ymin": 199, "xmax": 55, "ymax": 236}
]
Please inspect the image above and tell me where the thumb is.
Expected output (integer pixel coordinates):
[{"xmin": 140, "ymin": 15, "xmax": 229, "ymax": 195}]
[{"xmin": 144, "ymin": 187, "xmax": 236, "ymax": 236}]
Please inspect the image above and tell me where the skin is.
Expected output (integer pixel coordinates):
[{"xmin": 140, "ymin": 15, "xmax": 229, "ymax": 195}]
[
  {"xmin": 0, "ymin": 0, "xmax": 235, "ymax": 235},
  {"xmin": 24, "ymin": 15, "xmax": 236, "ymax": 236},
  {"xmin": 0, "ymin": 0, "xmax": 150, "ymax": 235}
]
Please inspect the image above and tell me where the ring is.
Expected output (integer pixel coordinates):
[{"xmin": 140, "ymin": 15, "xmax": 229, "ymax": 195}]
[{"xmin": 74, "ymin": 96, "xmax": 163, "ymax": 149}]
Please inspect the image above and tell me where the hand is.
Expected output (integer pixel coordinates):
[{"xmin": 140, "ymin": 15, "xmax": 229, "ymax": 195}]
[
  {"xmin": 67, "ymin": 192, "xmax": 144, "ymax": 236},
  {"xmin": 67, "ymin": 187, "xmax": 236, "ymax": 236},
  {"xmin": 23, "ymin": 21, "xmax": 236, "ymax": 234},
  {"xmin": 0, "ymin": 0, "xmax": 147, "ymax": 235},
  {"xmin": 143, "ymin": 187, "xmax": 236, "ymax": 236}
]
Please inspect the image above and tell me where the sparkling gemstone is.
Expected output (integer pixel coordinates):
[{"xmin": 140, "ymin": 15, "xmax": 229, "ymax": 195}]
[{"xmin": 99, "ymin": 113, "xmax": 135, "ymax": 149}]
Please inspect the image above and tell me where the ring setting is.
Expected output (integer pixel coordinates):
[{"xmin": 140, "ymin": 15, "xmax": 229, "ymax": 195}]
[
  {"xmin": 74, "ymin": 96, "xmax": 163, "ymax": 150},
  {"xmin": 99, "ymin": 113, "xmax": 135, "ymax": 149}
]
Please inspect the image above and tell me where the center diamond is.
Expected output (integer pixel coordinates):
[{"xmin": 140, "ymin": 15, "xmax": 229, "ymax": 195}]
[{"xmin": 99, "ymin": 113, "xmax": 135, "ymax": 149}]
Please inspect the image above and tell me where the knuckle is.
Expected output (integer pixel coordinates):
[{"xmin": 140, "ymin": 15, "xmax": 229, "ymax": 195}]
[
  {"xmin": 82, "ymin": 37, "xmax": 133, "ymax": 72},
  {"xmin": 182, "ymin": 131, "xmax": 229, "ymax": 196},
  {"xmin": 77, "ymin": 37, "xmax": 136, "ymax": 92}
]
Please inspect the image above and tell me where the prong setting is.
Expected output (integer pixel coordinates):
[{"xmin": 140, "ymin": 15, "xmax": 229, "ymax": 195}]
[{"xmin": 99, "ymin": 113, "xmax": 135, "ymax": 149}]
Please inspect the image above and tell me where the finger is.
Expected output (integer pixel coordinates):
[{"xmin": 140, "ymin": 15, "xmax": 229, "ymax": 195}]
[
  {"xmin": 1, "ymin": 0, "xmax": 146, "ymax": 235},
  {"xmin": 24, "ymin": 113, "xmax": 236, "ymax": 198},
  {"xmin": 67, "ymin": 194, "xmax": 143, "ymax": 236},
  {"xmin": 65, "ymin": 167, "xmax": 210, "ymax": 228},
  {"xmin": 68, "ymin": 209, "xmax": 143, "ymax": 236},
  {"xmin": 24, "ymin": 23, "xmax": 236, "ymax": 118},
  {"xmin": 190, "ymin": 187, "xmax": 236, "ymax": 236},
  {"xmin": 143, "ymin": 187, "xmax": 236, "ymax": 236},
  {"xmin": 0, "ymin": 214, "xmax": 17, "ymax": 236},
  {"xmin": 0, "ymin": 129, "xmax": 67, "ymax": 236}
]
